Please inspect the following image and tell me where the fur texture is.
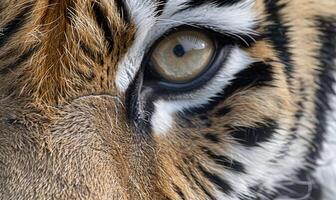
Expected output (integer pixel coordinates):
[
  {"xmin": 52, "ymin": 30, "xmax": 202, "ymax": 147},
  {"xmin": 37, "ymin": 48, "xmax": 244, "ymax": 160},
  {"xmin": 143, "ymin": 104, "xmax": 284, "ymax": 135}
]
[{"xmin": 0, "ymin": 0, "xmax": 335, "ymax": 199}]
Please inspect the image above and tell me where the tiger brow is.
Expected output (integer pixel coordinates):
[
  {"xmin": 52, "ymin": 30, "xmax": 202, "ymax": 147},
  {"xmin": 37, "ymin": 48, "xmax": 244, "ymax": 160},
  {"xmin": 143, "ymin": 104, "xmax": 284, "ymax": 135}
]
[
  {"xmin": 114, "ymin": 0, "xmax": 131, "ymax": 24},
  {"xmin": 158, "ymin": 0, "xmax": 259, "ymax": 47}
]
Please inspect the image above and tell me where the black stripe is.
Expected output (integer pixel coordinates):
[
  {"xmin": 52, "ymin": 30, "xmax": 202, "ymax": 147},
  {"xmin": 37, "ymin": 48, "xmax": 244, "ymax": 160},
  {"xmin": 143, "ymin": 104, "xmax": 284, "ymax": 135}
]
[
  {"xmin": 311, "ymin": 17, "xmax": 336, "ymax": 163},
  {"xmin": 0, "ymin": 46, "xmax": 38, "ymax": 75},
  {"xmin": 227, "ymin": 119, "xmax": 277, "ymax": 147},
  {"xmin": 79, "ymin": 41, "xmax": 104, "ymax": 65},
  {"xmin": 64, "ymin": 1, "xmax": 76, "ymax": 24},
  {"xmin": 0, "ymin": 3, "xmax": 34, "ymax": 49},
  {"xmin": 273, "ymin": 79, "xmax": 307, "ymax": 161},
  {"xmin": 185, "ymin": 0, "xmax": 244, "ymax": 8},
  {"xmin": 189, "ymin": 168, "xmax": 216, "ymax": 200},
  {"xmin": 263, "ymin": 0, "xmax": 293, "ymax": 84},
  {"xmin": 177, "ymin": 165, "xmax": 193, "ymax": 183},
  {"xmin": 252, "ymin": 169, "xmax": 323, "ymax": 199},
  {"xmin": 203, "ymin": 132, "xmax": 221, "ymax": 143},
  {"xmin": 156, "ymin": 0, "xmax": 168, "ymax": 17},
  {"xmin": 198, "ymin": 165, "xmax": 233, "ymax": 195},
  {"xmin": 163, "ymin": 196, "xmax": 173, "ymax": 200},
  {"xmin": 0, "ymin": 48, "xmax": 16, "ymax": 61},
  {"xmin": 115, "ymin": 0, "xmax": 131, "ymax": 23},
  {"xmin": 186, "ymin": 62, "xmax": 275, "ymax": 115},
  {"xmin": 198, "ymin": 116, "xmax": 213, "ymax": 128},
  {"xmin": 215, "ymin": 106, "xmax": 232, "ymax": 116},
  {"xmin": 201, "ymin": 146, "xmax": 246, "ymax": 173},
  {"xmin": 172, "ymin": 184, "xmax": 186, "ymax": 200},
  {"xmin": 247, "ymin": 185, "xmax": 276, "ymax": 200},
  {"xmin": 74, "ymin": 68, "xmax": 96, "ymax": 81},
  {"xmin": 274, "ymin": 169, "xmax": 322, "ymax": 199},
  {"xmin": 181, "ymin": 158, "xmax": 217, "ymax": 200},
  {"xmin": 92, "ymin": 1, "xmax": 114, "ymax": 52},
  {"xmin": 222, "ymin": 61, "xmax": 275, "ymax": 97}
]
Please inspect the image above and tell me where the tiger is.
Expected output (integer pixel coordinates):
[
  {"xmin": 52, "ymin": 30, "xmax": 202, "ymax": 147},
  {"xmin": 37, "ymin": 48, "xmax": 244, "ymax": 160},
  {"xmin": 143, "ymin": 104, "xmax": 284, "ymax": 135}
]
[{"xmin": 0, "ymin": 0, "xmax": 335, "ymax": 199}]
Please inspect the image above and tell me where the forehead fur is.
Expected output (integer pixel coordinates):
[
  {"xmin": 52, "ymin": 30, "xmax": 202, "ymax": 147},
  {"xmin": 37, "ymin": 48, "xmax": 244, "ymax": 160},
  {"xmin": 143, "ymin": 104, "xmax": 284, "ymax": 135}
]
[
  {"xmin": 0, "ymin": 0, "xmax": 335, "ymax": 199},
  {"xmin": 0, "ymin": 0, "xmax": 136, "ymax": 107}
]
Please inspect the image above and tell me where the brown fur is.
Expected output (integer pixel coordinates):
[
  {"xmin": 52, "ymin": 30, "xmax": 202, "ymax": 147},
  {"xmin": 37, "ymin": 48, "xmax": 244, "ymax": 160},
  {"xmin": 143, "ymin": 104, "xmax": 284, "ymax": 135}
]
[{"xmin": 0, "ymin": 0, "xmax": 335, "ymax": 199}]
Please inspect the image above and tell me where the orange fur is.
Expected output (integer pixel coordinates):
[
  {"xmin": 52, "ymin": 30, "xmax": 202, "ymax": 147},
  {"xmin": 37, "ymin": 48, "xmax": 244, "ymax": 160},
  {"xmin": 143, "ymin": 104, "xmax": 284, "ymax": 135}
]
[{"xmin": 0, "ymin": 0, "xmax": 335, "ymax": 199}]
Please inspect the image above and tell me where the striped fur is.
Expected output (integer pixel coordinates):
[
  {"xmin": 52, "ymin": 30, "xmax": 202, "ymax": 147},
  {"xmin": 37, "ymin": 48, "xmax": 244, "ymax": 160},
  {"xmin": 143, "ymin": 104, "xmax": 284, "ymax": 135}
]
[{"xmin": 0, "ymin": 0, "xmax": 335, "ymax": 199}]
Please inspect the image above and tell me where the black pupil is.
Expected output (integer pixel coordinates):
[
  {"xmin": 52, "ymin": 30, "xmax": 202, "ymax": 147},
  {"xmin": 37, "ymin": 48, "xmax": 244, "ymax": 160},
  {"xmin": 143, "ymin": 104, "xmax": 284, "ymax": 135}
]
[{"xmin": 173, "ymin": 44, "xmax": 185, "ymax": 57}]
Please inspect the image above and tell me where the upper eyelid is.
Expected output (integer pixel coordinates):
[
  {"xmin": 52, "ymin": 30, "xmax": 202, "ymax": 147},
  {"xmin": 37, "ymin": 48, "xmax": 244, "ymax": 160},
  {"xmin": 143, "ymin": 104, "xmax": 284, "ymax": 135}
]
[
  {"xmin": 148, "ymin": 5, "xmax": 259, "ymax": 49},
  {"xmin": 147, "ymin": 24, "xmax": 258, "ymax": 53}
]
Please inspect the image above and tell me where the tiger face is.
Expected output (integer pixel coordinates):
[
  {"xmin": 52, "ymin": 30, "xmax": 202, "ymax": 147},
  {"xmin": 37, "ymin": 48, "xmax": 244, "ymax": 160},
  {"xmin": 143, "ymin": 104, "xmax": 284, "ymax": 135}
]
[{"xmin": 0, "ymin": 0, "xmax": 335, "ymax": 199}]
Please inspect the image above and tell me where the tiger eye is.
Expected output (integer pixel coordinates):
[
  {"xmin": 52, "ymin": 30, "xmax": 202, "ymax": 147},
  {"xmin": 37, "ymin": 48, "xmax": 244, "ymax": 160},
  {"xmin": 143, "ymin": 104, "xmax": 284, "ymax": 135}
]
[{"xmin": 150, "ymin": 30, "xmax": 215, "ymax": 83}]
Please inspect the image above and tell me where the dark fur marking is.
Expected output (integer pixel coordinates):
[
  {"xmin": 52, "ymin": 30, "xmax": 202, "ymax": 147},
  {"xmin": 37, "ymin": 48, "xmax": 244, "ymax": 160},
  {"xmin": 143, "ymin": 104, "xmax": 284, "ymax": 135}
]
[
  {"xmin": 263, "ymin": 0, "xmax": 293, "ymax": 86},
  {"xmin": 185, "ymin": 0, "xmax": 244, "ymax": 8},
  {"xmin": 221, "ymin": 60, "xmax": 275, "ymax": 97},
  {"xmin": 215, "ymin": 106, "xmax": 232, "ymax": 116},
  {"xmin": 3, "ymin": 117, "xmax": 17, "ymax": 125},
  {"xmin": 155, "ymin": 0, "xmax": 168, "ymax": 17},
  {"xmin": 79, "ymin": 41, "xmax": 104, "ymax": 65},
  {"xmin": 74, "ymin": 68, "xmax": 96, "ymax": 81},
  {"xmin": 274, "ymin": 79, "xmax": 307, "ymax": 161},
  {"xmin": 204, "ymin": 132, "xmax": 221, "ymax": 143},
  {"xmin": 227, "ymin": 119, "xmax": 278, "ymax": 147},
  {"xmin": 310, "ymin": 16, "xmax": 336, "ymax": 163},
  {"xmin": 173, "ymin": 184, "xmax": 186, "ymax": 200},
  {"xmin": 182, "ymin": 158, "xmax": 217, "ymax": 200},
  {"xmin": 274, "ymin": 170, "xmax": 322, "ymax": 199},
  {"xmin": 186, "ymin": 62, "xmax": 274, "ymax": 115},
  {"xmin": 92, "ymin": 1, "xmax": 114, "ymax": 52},
  {"xmin": 115, "ymin": 0, "xmax": 131, "ymax": 24},
  {"xmin": 192, "ymin": 115, "xmax": 212, "ymax": 128},
  {"xmin": 0, "ymin": 46, "xmax": 38, "ymax": 74},
  {"xmin": 198, "ymin": 165, "xmax": 233, "ymax": 195},
  {"xmin": 189, "ymin": 168, "xmax": 216, "ymax": 200},
  {"xmin": 178, "ymin": 114, "xmax": 196, "ymax": 128},
  {"xmin": 247, "ymin": 185, "xmax": 277, "ymax": 200},
  {"xmin": 126, "ymin": 69, "xmax": 155, "ymax": 134},
  {"xmin": 177, "ymin": 165, "xmax": 192, "ymax": 183},
  {"xmin": 0, "ymin": 3, "xmax": 33, "ymax": 49},
  {"xmin": 201, "ymin": 146, "xmax": 246, "ymax": 173}
]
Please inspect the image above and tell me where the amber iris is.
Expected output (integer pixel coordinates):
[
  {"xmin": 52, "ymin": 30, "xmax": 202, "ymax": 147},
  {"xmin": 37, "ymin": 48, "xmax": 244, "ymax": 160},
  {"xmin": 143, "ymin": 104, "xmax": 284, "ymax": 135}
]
[{"xmin": 151, "ymin": 30, "xmax": 215, "ymax": 83}]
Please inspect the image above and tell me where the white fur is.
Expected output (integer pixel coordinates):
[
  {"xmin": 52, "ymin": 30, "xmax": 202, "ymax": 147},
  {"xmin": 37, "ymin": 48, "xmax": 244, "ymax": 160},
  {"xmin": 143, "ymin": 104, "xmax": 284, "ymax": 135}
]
[
  {"xmin": 314, "ymin": 63, "xmax": 336, "ymax": 200},
  {"xmin": 161, "ymin": 0, "xmax": 257, "ymax": 35},
  {"xmin": 116, "ymin": 0, "xmax": 157, "ymax": 91},
  {"xmin": 113, "ymin": 1, "xmax": 336, "ymax": 199},
  {"xmin": 115, "ymin": 0, "xmax": 258, "ymax": 92},
  {"xmin": 151, "ymin": 100, "xmax": 178, "ymax": 134},
  {"xmin": 150, "ymin": 48, "xmax": 254, "ymax": 134}
]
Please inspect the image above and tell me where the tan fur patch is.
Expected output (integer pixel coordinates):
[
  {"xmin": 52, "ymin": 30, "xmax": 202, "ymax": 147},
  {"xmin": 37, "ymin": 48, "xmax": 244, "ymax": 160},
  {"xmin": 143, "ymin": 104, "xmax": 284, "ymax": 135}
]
[{"xmin": 0, "ymin": 0, "xmax": 335, "ymax": 199}]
